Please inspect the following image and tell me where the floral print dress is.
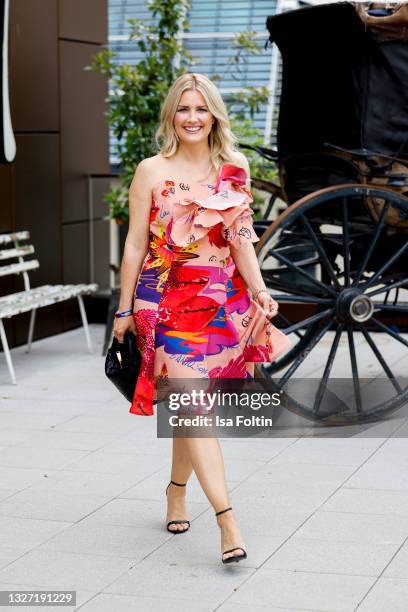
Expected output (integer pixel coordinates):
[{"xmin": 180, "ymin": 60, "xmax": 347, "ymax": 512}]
[{"xmin": 130, "ymin": 163, "xmax": 286, "ymax": 416}]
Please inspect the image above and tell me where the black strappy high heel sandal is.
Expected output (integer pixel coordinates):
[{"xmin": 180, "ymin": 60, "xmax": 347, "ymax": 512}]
[
  {"xmin": 165, "ymin": 480, "xmax": 190, "ymax": 534},
  {"xmin": 215, "ymin": 506, "xmax": 247, "ymax": 564}
]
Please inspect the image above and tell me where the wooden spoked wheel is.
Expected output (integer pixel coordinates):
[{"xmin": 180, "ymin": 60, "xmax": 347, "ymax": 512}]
[{"xmin": 255, "ymin": 184, "xmax": 408, "ymax": 423}]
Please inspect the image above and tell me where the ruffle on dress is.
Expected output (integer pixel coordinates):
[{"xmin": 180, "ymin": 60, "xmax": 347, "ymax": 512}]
[
  {"xmin": 239, "ymin": 298, "xmax": 292, "ymax": 363},
  {"xmin": 167, "ymin": 163, "xmax": 259, "ymax": 249}
]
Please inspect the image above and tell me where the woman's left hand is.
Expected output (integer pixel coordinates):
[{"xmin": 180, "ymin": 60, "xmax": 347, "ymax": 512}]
[{"xmin": 256, "ymin": 291, "xmax": 279, "ymax": 319}]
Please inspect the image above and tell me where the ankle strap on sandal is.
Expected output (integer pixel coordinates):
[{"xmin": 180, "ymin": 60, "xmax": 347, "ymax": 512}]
[
  {"xmin": 170, "ymin": 480, "xmax": 187, "ymax": 487},
  {"xmin": 215, "ymin": 506, "xmax": 232, "ymax": 517}
]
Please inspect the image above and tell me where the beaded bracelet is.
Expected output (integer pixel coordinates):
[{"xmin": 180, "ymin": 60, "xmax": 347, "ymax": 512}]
[
  {"xmin": 252, "ymin": 288, "xmax": 269, "ymax": 301},
  {"xmin": 115, "ymin": 308, "xmax": 133, "ymax": 318}
]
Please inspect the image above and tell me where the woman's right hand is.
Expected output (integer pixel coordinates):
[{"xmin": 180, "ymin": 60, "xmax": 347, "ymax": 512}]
[{"xmin": 113, "ymin": 313, "xmax": 136, "ymax": 344}]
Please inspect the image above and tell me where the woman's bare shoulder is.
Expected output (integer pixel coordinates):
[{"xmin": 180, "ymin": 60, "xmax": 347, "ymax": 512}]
[
  {"xmin": 136, "ymin": 154, "xmax": 165, "ymax": 179},
  {"xmin": 130, "ymin": 154, "xmax": 167, "ymax": 193}
]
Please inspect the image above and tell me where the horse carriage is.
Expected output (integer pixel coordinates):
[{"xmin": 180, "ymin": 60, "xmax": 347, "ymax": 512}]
[{"xmin": 245, "ymin": 1, "xmax": 408, "ymax": 424}]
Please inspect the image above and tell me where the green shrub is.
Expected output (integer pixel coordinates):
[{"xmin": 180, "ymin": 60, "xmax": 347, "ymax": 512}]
[{"xmin": 88, "ymin": 0, "xmax": 277, "ymax": 222}]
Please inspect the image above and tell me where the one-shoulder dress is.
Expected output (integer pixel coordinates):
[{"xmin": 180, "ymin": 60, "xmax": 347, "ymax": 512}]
[{"xmin": 130, "ymin": 163, "xmax": 288, "ymax": 416}]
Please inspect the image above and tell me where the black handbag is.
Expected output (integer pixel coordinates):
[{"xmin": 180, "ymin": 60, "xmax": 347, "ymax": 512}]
[{"xmin": 105, "ymin": 330, "xmax": 142, "ymax": 403}]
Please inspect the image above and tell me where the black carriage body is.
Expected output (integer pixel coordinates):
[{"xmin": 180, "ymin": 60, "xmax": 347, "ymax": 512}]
[
  {"xmin": 263, "ymin": 0, "xmax": 408, "ymax": 272},
  {"xmin": 266, "ymin": 1, "xmax": 408, "ymax": 162},
  {"xmin": 256, "ymin": 3, "xmax": 408, "ymax": 424}
]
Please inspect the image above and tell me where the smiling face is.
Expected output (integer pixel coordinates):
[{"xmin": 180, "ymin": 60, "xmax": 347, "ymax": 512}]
[{"xmin": 173, "ymin": 89, "xmax": 215, "ymax": 144}]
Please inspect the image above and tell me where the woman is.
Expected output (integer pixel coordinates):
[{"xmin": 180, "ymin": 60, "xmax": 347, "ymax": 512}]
[{"xmin": 113, "ymin": 73, "xmax": 281, "ymax": 565}]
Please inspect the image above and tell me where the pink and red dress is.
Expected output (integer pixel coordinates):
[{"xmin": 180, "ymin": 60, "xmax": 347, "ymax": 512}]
[{"xmin": 130, "ymin": 163, "xmax": 288, "ymax": 416}]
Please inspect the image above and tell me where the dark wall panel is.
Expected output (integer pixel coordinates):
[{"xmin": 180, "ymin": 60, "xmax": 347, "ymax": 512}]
[
  {"xmin": 91, "ymin": 177, "xmax": 112, "ymax": 219},
  {"xmin": 59, "ymin": 0, "xmax": 107, "ymax": 44},
  {"xmin": 9, "ymin": 0, "xmax": 59, "ymax": 132},
  {"xmin": 12, "ymin": 134, "xmax": 63, "ymax": 342},
  {"xmin": 60, "ymin": 41, "xmax": 109, "ymax": 223},
  {"xmin": 62, "ymin": 222, "xmax": 89, "ymax": 329},
  {"xmin": 93, "ymin": 218, "xmax": 110, "ymax": 290},
  {"xmin": 62, "ymin": 222, "xmax": 89, "ymax": 284},
  {"xmin": 0, "ymin": 165, "xmax": 13, "ymax": 231},
  {"xmin": 13, "ymin": 134, "xmax": 61, "ymax": 285},
  {"xmin": 1, "ymin": 1, "xmax": 109, "ymax": 350}
]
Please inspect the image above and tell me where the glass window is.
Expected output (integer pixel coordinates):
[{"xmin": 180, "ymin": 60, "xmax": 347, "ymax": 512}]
[{"xmin": 108, "ymin": 0, "xmax": 281, "ymax": 164}]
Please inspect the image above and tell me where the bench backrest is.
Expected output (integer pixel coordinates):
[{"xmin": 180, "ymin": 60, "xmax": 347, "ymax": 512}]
[{"xmin": 0, "ymin": 231, "xmax": 40, "ymax": 291}]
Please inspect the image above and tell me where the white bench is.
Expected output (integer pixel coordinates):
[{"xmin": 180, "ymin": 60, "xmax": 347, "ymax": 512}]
[{"xmin": 0, "ymin": 231, "xmax": 98, "ymax": 384}]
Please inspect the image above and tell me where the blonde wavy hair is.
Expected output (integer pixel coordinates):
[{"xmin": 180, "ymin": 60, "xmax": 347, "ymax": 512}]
[{"xmin": 155, "ymin": 73, "xmax": 243, "ymax": 177}]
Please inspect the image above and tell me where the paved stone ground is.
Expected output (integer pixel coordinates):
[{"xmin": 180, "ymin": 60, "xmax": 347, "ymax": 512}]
[{"xmin": 0, "ymin": 323, "xmax": 407, "ymax": 612}]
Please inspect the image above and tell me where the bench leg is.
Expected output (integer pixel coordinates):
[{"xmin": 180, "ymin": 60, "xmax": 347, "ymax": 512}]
[
  {"xmin": 26, "ymin": 308, "xmax": 37, "ymax": 353},
  {"xmin": 77, "ymin": 294, "xmax": 93, "ymax": 353},
  {"xmin": 0, "ymin": 319, "xmax": 17, "ymax": 384}
]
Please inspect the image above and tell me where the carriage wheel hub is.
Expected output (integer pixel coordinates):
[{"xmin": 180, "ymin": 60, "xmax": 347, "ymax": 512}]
[{"xmin": 336, "ymin": 289, "xmax": 374, "ymax": 323}]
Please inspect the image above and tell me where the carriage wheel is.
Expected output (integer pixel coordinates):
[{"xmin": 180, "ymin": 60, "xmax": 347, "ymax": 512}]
[{"xmin": 255, "ymin": 184, "xmax": 408, "ymax": 424}]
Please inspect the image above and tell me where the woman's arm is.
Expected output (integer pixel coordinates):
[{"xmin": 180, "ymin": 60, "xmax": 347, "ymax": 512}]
[
  {"xmin": 230, "ymin": 152, "xmax": 266, "ymax": 295},
  {"xmin": 230, "ymin": 241, "xmax": 268, "ymax": 298},
  {"xmin": 230, "ymin": 153, "xmax": 278, "ymax": 318},
  {"xmin": 117, "ymin": 158, "xmax": 154, "ymax": 312}
]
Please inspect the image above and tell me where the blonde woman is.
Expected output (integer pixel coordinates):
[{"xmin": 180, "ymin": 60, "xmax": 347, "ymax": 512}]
[{"xmin": 113, "ymin": 73, "xmax": 279, "ymax": 564}]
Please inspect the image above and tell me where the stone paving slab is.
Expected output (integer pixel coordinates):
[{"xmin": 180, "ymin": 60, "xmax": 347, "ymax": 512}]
[
  {"xmin": 39, "ymin": 522, "xmax": 171, "ymax": 559},
  {"xmin": 0, "ymin": 550, "xmax": 132, "ymax": 591},
  {"xmin": 321, "ymin": 486, "xmax": 408, "ymax": 516},
  {"xmin": 357, "ymin": 577, "xmax": 408, "ymax": 612},
  {"xmin": 226, "ymin": 568, "xmax": 376, "ymax": 611},
  {"xmin": 267, "ymin": 438, "xmax": 383, "ymax": 465},
  {"xmin": 261, "ymin": 536, "xmax": 400, "ymax": 576},
  {"xmin": 0, "ymin": 516, "xmax": 71, "ymax": 549},
  {"xmin": 383, "ymin": 543, "xmax": 408, "ymax": 579},
  {"xmin": 16, "ymin": 429, "xmax": 120, "ymax": 451},
  {"xmin": 102, "ymin": 559, "xmax": 254, "ymax": 604},
  {"xmin": 0, "ymin": 466, "xmax": 59, "ymax": 490},
  {"xmin": 0, "ymin": 446, "xmax": 90, "ymax": 470},
  {"xmin": 294, "ymin": 510, "xmax": 408, "ymax": 545},
  {"xmin": 145, "ymin": 528, "xmax": 285, "ymax": 569},
  {"xmin": 344, "ymin": 462, "xmax": 408, "ymax": 491},
  {"xmin": 0, "ymin": 488, "xmax": 113, "ymax": 523},
  {"xmin": 78, "ymin": 593, "xmax": 216, "ymax": 612},
  {"xmin": 0, "ymin": 324, "xmax": 407, "ymax": 611},
  {"xmin": 218, "ymin": 604, "xmax": 303, "ymax": 612},
  {"xmin": 77, "ymin": 497, "xmax": 208, "ymax": 531},
  {"xmin": 60, "ymin": 448, "xmax": 168, "ymax": 475}
]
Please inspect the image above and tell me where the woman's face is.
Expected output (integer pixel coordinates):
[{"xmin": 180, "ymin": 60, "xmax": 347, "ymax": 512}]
[{"xmin": 173, "ymin": 89, "xmax": 214, "ymax": 144}]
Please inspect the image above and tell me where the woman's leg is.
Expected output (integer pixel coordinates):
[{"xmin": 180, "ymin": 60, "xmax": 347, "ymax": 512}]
[
  {"xmin": 184, "ymin": 436, "xmax": 246, "ymax": 561},
  {"xmin": 166, "ymin": 436, "xmax": 194, "ymax": 532}
]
